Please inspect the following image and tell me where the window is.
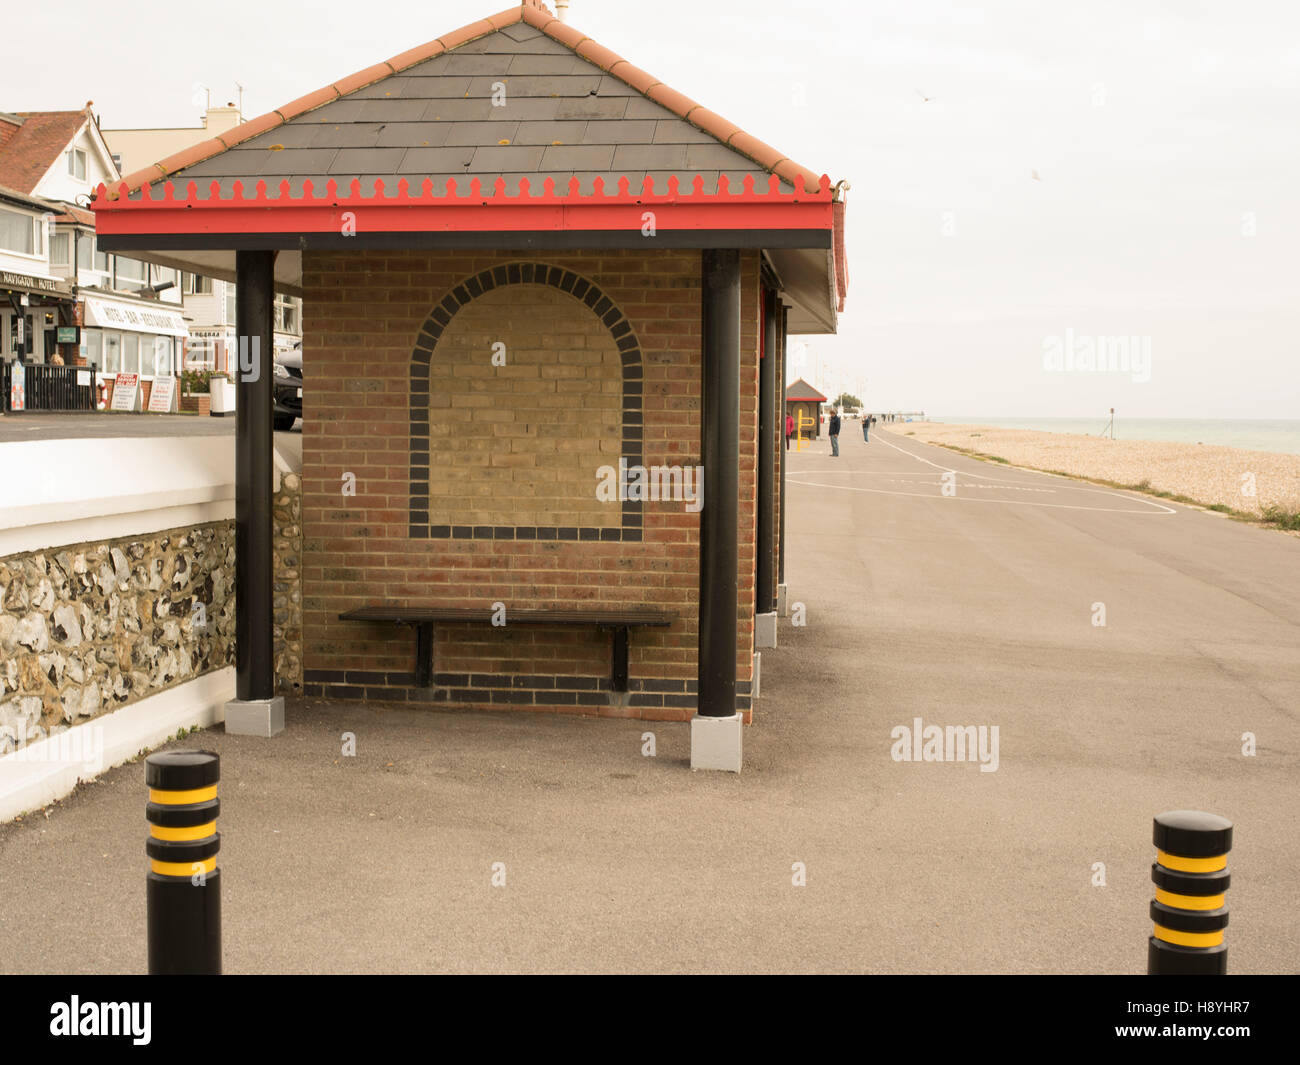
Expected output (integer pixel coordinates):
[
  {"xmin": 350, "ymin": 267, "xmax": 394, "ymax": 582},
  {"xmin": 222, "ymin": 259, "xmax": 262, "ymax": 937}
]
[
  {"xmin": 153, "ymin": 336, "xmax": 174, "ymax": 376},
  {"xmin": 122, "ymin": 333, "xmax": 139, "ymax": 373},
  {"xmin": 85, "ymin": 330, "xmax": 102, "ymax": 369},
  {"xmin": 0, "ymin": 210, "xmax": 36, "ymax": 255},
  {"xmin": 274, "ymin": 294, "xmax": 300, "ymax": 335},
  {"xmin": 114, "ymin": 256, "xmax": 146, "ymax": 292},
  {"xmin": 224, "ymin": 284, "xmax": 236, "ymax": 324},
  {"xmin": 95, "ymin": 245, "xmax": 110, "ymax": 273},
  {"xmin": 103, "ymin": 332, "xmax": 121, "ymax": 373},
  {"xmin": 76, "ymin": 231, "xmax": 94, "ymax": 271},
  {"xmin": 184, "ymin": 273, "xmax": 213, "ymax": 295},
  {"xmin": 49, "ymin": 231, "xmax": 71, "ymax": 267},
  {"xmin": 67, "ymin": 149, "xmax": 88, "ymax": 181},
  {"xmin": 154, "ymin": 266, "xmax": 179, "ymax": 292}
]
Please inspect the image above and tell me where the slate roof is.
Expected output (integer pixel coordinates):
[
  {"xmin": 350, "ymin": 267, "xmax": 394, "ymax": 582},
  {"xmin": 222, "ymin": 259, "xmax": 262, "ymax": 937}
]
[
  {"xmin": 0, "ymin": 109, "xmax": 89, "ymax": 194},
  {"xmin": 785, "ymin": 378, "xmax": 827, "ymax": 402},
  {"xmin": 125, "ymin": 2, "xmax": 826, "ymax": 200}
]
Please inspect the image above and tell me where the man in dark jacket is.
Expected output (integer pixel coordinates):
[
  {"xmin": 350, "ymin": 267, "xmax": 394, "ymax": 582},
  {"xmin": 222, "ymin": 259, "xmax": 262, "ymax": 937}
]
[
  {"xmin": 862, "ymin": 413, "xmax": 870, "ymax": 442},
  {"xmin": 828, "ymin": 408, "xmax": 841, "ymax": 457}
]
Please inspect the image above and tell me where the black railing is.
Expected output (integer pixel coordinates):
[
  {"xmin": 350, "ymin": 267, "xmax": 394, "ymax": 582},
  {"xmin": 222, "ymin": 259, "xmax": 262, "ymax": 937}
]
[{"xmin": 1, "ymin": 360, "xmax": 98, "ymax": 413}]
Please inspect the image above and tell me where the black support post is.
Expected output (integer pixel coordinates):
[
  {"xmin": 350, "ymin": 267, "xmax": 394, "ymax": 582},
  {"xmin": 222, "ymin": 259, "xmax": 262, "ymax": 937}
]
[
  {"xmin": 234, "ymin": 250, "xmax": 276, "ymax": 703},
  {"xmin": 757, "ymin": 291, "xmax": 777, "ymax": 614},
  {"xmin": 778, "ymin": 306, "xmax": 789, "ymax": 584},
  {"xmin": 699, "ymin": 249, "xmax": 741, "ymax": 718}
]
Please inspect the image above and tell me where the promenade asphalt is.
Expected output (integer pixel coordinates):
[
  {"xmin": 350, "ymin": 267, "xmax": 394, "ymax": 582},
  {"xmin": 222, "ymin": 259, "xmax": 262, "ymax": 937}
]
[{"xmin": 1, "ymin": 426, "xmax": 1296, "ymax": 973}]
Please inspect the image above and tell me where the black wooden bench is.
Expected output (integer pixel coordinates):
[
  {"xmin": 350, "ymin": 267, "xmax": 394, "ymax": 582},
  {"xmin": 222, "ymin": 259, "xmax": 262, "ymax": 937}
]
[{"xmin": 338, "ymin": 606, "xmax": 677, "ymax": 692}]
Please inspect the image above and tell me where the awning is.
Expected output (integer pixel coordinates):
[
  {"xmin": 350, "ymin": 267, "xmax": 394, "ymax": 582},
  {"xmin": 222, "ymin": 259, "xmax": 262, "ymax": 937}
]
[{"xmin": 82, "ymin": 296, "xmax": 188, "ymax": 337}]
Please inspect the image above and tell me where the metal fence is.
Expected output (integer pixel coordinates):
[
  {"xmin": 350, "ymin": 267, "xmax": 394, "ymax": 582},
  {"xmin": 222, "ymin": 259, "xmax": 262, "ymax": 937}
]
[{"xmin": 1, "ymin": 360, "xmax": 98, "ymax": 413}]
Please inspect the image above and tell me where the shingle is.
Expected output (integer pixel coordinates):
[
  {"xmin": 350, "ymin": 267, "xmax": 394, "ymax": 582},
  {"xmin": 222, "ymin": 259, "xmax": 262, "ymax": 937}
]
[
  {"xmin": 403, "ymin": 54, "xmax": 455, "ymax": 77},
  {"xmin": 499, "ymin": 74, "xmax": 603, "ymax": 98},
  {"xmin": 375, "ymin": 123, "xmax": 452, "ymax": 148},
  {"xmin": 554, "ymin": 97, "xmax": 629, "ymax": 120},
  {"xmin": 579, "ymin": 120, "xmax": 658, "ymax": 145},
  {"xmin": 331, "ymin": 147, "xmax": 408, "ymax": 172},
  {"xmin": 299, "ymin": 99, "xmax": 363, "ymax": 123},
  {"xmin": 442, "ymin": 54, "xmax": 510, "ymax": 75},
  {"xmin": 540, "ymin": 144, "xmax": 616, "ymax": 171},
  {"xmin": 468, "ymin": 145, "xmax": 548, "ymax": 171},
  {"xmin": 511, "ymin": 120, "xmax": 588, "ymax": 145},
  {"xmin": 302, "ymin": 124, "xmax": 386, "ymax": 149},
  {"xmin": 506, "ymin": 55, "xmax": 592, "ymax": 75},
  {"xmin": 499, "ymin": 22, "xmax": 543, "ymax": 42},
  {"xmin": 622, "ymin": 97, "xmax": 675, "ymax": 120},
  {"xmin": 419, "ymin": 97, "xmax": 500, "ymax": 122},
  {"xmin": 612, "ymin": 144, "xmax": 685, "ymax": 170},
  {"xmin": 595, "ymin": 76, "xmax": 641, "ymax": 97},
  {"xmin": 349, "ymin": 98, "xmax": 430, "ymax": 122},
  {"xmin": 344, "ymin": 77, "xmax": 423, "ymax": 100},
  {"xmin": 190, "ymin": 147, "xmax": 337, "ymax": 176},
  {"xmin": 399, "ymin": 146, "xmax": 476, "ymax": 171},
  {"xmin": 685, "ymin": 144, "xmax": 756, "ymax": 169},
  {"xmin": 238, "ymin": 124, "xmax": 319, "ymax": 149},
  {"xmin": 443, "ymin": 120, "xmax": 520, "ymax": 146},
  {"xmin": 651, "ymin": 120, "xmax": 715, "ymax": 144}
]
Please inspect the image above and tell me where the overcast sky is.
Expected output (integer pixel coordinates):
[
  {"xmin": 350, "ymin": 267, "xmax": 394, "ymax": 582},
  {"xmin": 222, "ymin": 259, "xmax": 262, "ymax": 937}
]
[{"xmin": 9, "ymin": 0, "xmax": 1297, "ymax": 418}]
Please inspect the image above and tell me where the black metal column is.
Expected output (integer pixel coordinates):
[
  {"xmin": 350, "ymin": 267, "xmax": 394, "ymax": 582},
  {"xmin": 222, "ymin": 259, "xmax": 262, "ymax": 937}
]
[
  {"xmin": 699, "ymin": 249, "xmax": 741, "ymax": 718},
  {"xmin": 234, "ymin": 250, "xmax": 275, "ymax": 702},
  {"xmin": 756, "ymin": 290, "xmax": 777, "ymax": 614},
  {"xmin": 778, "ymin": 305, "xmax": 788, "ymax": 585}
]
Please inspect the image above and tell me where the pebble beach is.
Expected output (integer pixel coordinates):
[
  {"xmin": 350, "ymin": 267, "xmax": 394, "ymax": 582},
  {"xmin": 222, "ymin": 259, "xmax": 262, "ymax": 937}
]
[{"xmin": 898, "ymin": 422, "xmax": 1300, "ymax": 517}]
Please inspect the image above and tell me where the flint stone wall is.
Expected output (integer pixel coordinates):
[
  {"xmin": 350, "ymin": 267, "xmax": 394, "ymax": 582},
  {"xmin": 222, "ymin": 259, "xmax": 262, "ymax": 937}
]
[{"xmin": 0, "ymin": 524, "xmax": 235, "ymax": 753}]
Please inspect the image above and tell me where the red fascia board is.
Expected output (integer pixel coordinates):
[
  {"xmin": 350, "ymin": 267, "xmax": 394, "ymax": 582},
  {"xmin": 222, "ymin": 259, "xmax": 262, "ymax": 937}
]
[{"xmin": 92, "ymin": 173, "xmax": 834, "ymax": 238}]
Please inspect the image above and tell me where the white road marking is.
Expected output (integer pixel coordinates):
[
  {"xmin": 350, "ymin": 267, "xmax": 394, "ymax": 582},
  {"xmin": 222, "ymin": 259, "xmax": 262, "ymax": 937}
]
[{"xmin": 788, "ymin": 432, "xmax": 1177, "ymax": 515}]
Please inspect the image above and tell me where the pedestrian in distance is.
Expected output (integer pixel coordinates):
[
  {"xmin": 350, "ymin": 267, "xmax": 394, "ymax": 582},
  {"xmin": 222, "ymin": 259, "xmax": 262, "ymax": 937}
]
[
  {"xmin": 785, "ymin": 411, "xmax": 795, "ymax": 450},
  {"xmin": 862, "ymin": 413, "xmax": 870, "ymax": 442},
  {"xmin": 828, "ymin": 407, "xmax": 841, "ymax": 457}
]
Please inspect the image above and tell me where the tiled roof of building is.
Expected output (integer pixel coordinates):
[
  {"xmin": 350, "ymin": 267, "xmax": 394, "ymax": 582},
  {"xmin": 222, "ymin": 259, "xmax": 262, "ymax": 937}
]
[
  {"xmin": 785, "ymin": 378, "xmax": 827, "ymax": 402},
  {"xmin": 120, "ymin": 1, "xmax": 827, "ymax": 199},
  {"xmin": 0, "ymin": 109, "xmax": 88, "ymax": 193}
]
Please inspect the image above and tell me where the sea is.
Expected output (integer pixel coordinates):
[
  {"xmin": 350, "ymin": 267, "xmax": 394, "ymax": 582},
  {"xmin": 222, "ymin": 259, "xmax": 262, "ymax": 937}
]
[{"xmin": 930, "ymin": 417, "xmax": 1300, "ymax": 456}]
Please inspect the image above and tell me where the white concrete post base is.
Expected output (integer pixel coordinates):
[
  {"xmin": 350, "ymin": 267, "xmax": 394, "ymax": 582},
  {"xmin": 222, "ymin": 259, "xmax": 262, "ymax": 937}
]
[
  {"xmin": 691, "ymin": 712, "xmax": 743, "ymax": 772},
  {"xmin": 754, "ymin": 611, "xmax": 778, "ymax": 649},
  {"xmin": 777, "ymin": 584, "xmax": 789, "ymax": 616},
  {"xmin": 752, "ymin": 651, "xmax": 762, "ymax": 699},
  {"xmin": 224, "ymin": 696, "xmax": 285, "ymax": 737}
]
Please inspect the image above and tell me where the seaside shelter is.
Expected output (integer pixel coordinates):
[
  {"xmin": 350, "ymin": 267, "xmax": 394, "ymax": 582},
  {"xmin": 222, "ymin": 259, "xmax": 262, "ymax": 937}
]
[
  {"xmin": 92, "ymin": 1, "xmax": 849, "ymax": 770},
  {"xmin": 785, "ymin": 378, "xmax": 827, "ymax": 440}
]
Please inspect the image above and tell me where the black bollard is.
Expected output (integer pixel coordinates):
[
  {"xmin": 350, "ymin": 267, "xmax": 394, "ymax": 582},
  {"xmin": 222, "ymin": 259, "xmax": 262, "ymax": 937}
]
[
  {"xmin": 1148, "ymin": 810, "xmax": 1231, "ymax": 975},
  {"xmin": 145, "ymin": 750, "xmax": 221, "ymax": 975}
]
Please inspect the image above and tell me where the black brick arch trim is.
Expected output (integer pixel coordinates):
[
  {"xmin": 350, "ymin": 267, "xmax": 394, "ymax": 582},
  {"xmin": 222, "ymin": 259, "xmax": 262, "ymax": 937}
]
[{"xmin": 408, "ymin": 262, "xmax": 644, "ymax": 542}]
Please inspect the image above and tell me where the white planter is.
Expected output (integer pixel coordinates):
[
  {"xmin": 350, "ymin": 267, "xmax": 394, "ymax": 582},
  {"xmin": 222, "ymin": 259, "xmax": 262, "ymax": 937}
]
[{"xmin": 209, "ymin": 378, "xmax": 236, "ymax": 416}]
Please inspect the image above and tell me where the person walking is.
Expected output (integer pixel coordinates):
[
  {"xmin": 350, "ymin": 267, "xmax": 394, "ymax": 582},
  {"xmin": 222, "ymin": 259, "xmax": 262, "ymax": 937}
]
[
  {"xmin": 828, "ymin": 407, "xmax": 841, "ymax": 457},
  {"xmin": 862, "ymin": 412, "xmax": 870, "ymax": 442},
  {"xmin": 785, "ymin": 411, "xmax": 795, "ymax": 450}
]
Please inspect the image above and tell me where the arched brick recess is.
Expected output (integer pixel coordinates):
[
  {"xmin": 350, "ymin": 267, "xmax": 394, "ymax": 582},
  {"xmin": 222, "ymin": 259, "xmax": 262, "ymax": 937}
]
[{"xmin": 408, "ymin": 262, "xmax": 644, "ymax": 541}]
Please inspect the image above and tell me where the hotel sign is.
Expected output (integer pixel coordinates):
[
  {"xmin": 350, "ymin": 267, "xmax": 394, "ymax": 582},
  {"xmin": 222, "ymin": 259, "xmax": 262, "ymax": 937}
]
[{"xmin": 0, "ymin": 271, "xmax": 72, "ymax": 297}]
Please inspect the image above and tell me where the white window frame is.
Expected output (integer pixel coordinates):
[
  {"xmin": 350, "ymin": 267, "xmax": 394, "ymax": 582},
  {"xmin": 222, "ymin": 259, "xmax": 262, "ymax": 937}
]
[{"xmin": 67, "ymin": 149, "xmax": 88, "ymax": 181}]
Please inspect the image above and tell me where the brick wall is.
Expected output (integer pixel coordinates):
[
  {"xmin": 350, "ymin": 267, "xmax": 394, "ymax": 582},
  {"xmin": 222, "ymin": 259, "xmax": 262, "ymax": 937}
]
[{"xmin": 301, "ymin": 249, "xmax": 760, "ymax": 721}]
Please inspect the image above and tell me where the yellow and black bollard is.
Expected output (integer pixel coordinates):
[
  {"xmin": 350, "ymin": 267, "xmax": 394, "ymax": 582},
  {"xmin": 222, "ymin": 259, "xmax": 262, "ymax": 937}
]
[
  {"xmin": 1149, "ymin": 810, "xmax": 1231, "ymax": 975},
  {"xmin": 146, "ymin": 750, "xmax": 221, "ymax": 974}
]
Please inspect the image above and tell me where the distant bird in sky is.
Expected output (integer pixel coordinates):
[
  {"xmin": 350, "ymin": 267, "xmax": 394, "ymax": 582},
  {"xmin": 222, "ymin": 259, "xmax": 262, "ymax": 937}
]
[{"xmin": 915, "ymin": 89, "xmax": 936, "ymax": 103}]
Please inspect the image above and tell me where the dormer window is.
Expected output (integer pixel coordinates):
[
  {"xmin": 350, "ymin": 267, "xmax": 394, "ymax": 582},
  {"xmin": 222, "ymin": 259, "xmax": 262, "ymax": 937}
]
[{"xmin": 67, "ymin": 148, "xmax": 87, "ymax": 181}]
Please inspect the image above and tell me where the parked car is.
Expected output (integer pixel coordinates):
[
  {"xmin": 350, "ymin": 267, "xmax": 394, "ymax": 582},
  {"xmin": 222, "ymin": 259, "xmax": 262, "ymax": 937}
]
[{"xmin": 273, "ymin": 349, "xmax": 302, "ymax": 430}]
